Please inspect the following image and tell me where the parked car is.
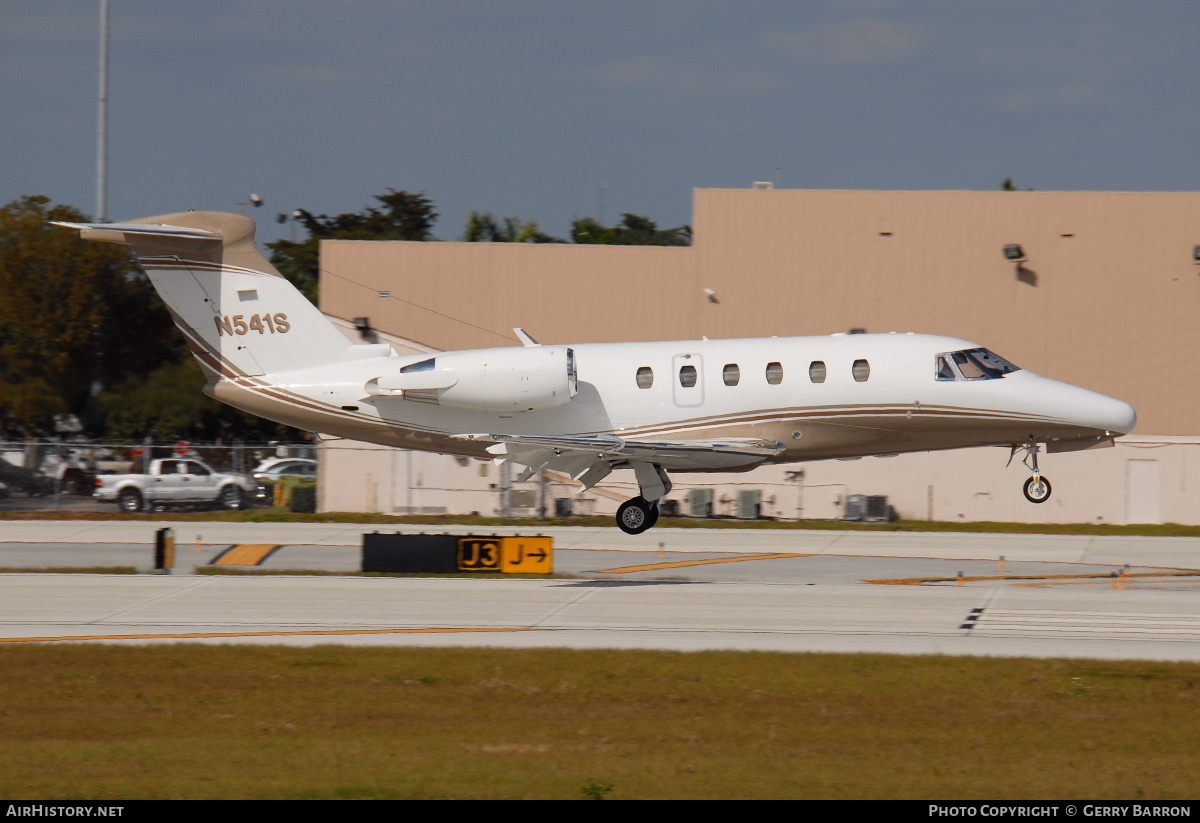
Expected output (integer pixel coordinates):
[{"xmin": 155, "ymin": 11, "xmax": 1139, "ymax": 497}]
[
  {"xmin": 252, "ymin": 458, "xmax": 317, "ymax": 503},
  {"xmin": 253, "ymin": 458, "xmax": 317, "ymax": 483},
  {"xmin": 94, "ymin": 458, "xmax": 257, "ymax": 512}
]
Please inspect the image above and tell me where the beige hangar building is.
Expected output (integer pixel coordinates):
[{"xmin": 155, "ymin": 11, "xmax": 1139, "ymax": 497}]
[{"xmin": 313, "ymin": 188, "xmax": 1200, "ymax": 525}]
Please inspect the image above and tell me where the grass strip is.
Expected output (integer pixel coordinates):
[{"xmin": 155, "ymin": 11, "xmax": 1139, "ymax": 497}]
[
  {"xmin": 0, "ymin": 645, "xmax": 1198, "ymax": 799},
  {"xmin": 0, "ymin": 566, "xmax": 139, "ymax": 575}
]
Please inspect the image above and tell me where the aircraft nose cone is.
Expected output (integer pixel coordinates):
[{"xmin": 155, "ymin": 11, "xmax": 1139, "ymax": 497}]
[
  {"xmin": 1103, "ymin": 397, "xmax": 1137, "ymax": 436},
  {"xmin": 1080, "ymin": 391, "xmax": 1137, "ymax": 436}
]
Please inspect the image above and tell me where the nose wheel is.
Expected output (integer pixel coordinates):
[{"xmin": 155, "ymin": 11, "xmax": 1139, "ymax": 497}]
[
  {"xmin": 1011, "ymin": 440, "xmax": 1052, "ymax": 504},
  {"xmin": 616, "ymin": 496, "xmax": 660, "ymax": 535},
  {"xmin": 1023, "ymin": 475, "xmax": 1052, "ymax": 503}
]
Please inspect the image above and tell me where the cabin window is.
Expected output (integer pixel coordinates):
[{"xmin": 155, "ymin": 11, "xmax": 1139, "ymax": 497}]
[
  {"xmin": 765, "ymin": 362, "xmax": 784, "ymax": 385},
  {"xmin": 679, "ymin": 365, "xmax": 698, "ymax": 388},
  {"xmin": 722, "ymin": 363, "xmax": 740, "ymax": 386},
  {"xmin": 852, "ymin": 359, "xmax": 871, "ymax": 382},
  {"xmin": 636, "ymin": 367, "xmax": 654, "ymax": 389},
  {"xmin": 936, "ymin": 355, "xmax": 956, "ymax": 381},
  {"xmin": 808, "ymin": 361, "xmax": 826, "ymax": 383}
]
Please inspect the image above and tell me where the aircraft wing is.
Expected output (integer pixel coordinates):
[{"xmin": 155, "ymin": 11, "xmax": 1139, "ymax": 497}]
[{"xmin": 451, "ymin": 432, "xmax": 785, "ymax": 490}]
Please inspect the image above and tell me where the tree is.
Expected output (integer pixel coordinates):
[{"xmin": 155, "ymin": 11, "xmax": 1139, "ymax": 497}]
[
  {"xmin": 1001, "ymin": 178, "xmax": 1035, "ymax": 191},
  {"xmin": 462, "ymin": 211, "xmax": 562, "ymax": 243},
  {"xmin": 267, "ymin": 189, "xmax": 439, "ymax": 303},
  {"xmin": 0, "ymin": 195, "xmax": 180, "ymax": 437},
  {"xmin": 97, "ymin": 356, "xmax": 297, "ymax": 442},
  {"xmin": 570, "ymin": 213, "xmax": 691, "ymax": 246}
]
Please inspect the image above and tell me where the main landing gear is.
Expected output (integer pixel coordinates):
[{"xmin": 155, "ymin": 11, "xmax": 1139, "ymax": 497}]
[
  {"xmin": 617, "ymin": 497, "xmax": 659, "ymax": 535},
  {"xmin": 615, "ymin": 462, "xmax": 672, "ymax": 535},
  {"xmin": 1012, "ymin": 440, "xmax": 1052, "ymax": 504}
]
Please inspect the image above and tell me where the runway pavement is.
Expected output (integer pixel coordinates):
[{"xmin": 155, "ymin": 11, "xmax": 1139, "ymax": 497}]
[{"xmin": 1, "ymin": 519, "xmax": 1199, "ymax": 660}]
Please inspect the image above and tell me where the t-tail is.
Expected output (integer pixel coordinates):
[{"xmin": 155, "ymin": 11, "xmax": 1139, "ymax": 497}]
[{"xmin": 51, "ymin": 211, "xmax": 359, "ymax": 380}]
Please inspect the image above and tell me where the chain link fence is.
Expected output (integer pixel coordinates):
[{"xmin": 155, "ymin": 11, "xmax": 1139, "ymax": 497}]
[{"xmin": 0, "ymin": 438, "xmax": 316, "ymax": 511}]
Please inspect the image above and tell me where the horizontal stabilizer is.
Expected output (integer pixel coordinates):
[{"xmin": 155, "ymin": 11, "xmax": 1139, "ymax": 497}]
[{"xmin": 49, "ymin": 221, "xmax": 221, "ymax": 243}]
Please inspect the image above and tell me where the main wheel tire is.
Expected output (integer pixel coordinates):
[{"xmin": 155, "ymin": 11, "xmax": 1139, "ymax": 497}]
[
  {"xmin": 616, "ymin": 497, "xmax": 655, "ymax": 535},
  {"xmin": 118, "ymin": 488, "xmax": 143, "ymax": 513},
  {"xmin": 1023, "ymin": 475, "xmax": 1052, "ymax": 504},
  {"xmin": 218, "ymin": 485, "xmax": 244, "ymax": 511}
]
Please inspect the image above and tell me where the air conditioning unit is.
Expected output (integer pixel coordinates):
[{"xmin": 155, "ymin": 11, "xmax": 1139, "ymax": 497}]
[
  {"xmin": 843, "ymin": 494, "xmax": 867, "ymax": 521},
  {"xmin": 844, "ymin": 494, "xmax": 889, "ymax": 522},
  {"xmin": 737, "ymin": 489, "xmax": 762, "ymax": 520},
  {"xmin": 689, "ymin": 487, "xmax": 714, "ymax": 518},
  {"xmin": 864, "ymin": 495, "xmax": 889, "ymax": 522}
]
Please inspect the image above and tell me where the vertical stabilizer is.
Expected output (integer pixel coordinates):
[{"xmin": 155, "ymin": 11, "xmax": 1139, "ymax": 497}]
[{"xmin": 52, "ymin": 212, "xmax": 356, "ymax": 378}]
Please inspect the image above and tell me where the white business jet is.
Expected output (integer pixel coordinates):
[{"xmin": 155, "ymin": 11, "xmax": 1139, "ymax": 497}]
[{"xmin": 54, "ymin": 212, "xmax": 1136, "ymax": 534}]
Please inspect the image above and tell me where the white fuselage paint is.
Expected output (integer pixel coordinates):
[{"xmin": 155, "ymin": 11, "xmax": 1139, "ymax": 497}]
[{"xmin": 214, "ymin": 331, "xmax": 1137, "ymax": 467}]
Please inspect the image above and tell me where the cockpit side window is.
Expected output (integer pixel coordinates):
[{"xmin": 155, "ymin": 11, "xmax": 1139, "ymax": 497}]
[
  {"xmin": 935, "ymin": 356, "xmax": 956, "ymax": 381},
  {"xmin": 937, "ymin": 348, "xmax": 1021, "ymax": 381}
]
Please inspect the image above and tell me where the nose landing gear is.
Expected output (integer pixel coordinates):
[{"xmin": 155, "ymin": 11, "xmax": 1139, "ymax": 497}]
[{"xmin": 1011, "ymin": 440, "xmax": 1052, "ymax": 504}]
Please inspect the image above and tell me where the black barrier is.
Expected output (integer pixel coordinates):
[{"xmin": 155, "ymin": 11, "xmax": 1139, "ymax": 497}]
[
  {"xmin": 362, "ymin": 532, "xmax": 464, "ymax": 573},
  {"xmin": 154, "ymin": 527, "xmax": 175, "ymax": 572},
  {"xmin": 361, "ymin": 532, "xmax": 553, "ymax": 574}
]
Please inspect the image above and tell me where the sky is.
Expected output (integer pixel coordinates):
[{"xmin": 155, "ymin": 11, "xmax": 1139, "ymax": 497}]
[{"xmin": 3, "ymin": 1, "xmax": 1199, "ymax": 246}]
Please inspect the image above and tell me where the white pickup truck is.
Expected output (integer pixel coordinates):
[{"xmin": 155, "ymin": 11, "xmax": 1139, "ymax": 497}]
[{"xmin": 94, "ymin": 458, "xmax": 257, "ymax": 512}]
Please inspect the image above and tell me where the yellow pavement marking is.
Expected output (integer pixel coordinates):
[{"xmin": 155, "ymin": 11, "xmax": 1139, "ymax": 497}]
[
  {"xmin": 868, "ymin": 571, "xmax": 1200, "ymax": 586},
  {"xmin": 598, "ymin": 553, "xmax": 811, "ymax": 574},
  {"xmin": 212, "ymin": 544, "xmax": 281, "ymax": 566},
  {"xmin": 0, "ymin": 627, "xmax": 540, "ymax": 644}
]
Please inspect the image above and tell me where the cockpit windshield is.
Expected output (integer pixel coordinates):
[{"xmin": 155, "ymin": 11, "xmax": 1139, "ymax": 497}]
[{"xmin": 935, "ymin": 348, "xmax": 1020, "ymax": 381}]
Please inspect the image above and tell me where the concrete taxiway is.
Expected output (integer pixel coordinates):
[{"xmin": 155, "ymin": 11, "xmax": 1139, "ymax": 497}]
[{"xmin": 1, "ymin": 520, "xmax": 1199, "ymax": 660}]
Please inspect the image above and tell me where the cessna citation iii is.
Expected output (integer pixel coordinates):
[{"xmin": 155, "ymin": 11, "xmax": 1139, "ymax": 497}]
[{"xmin": 54, "ymin": 212, "xmax": 1137, "ymax": 534}]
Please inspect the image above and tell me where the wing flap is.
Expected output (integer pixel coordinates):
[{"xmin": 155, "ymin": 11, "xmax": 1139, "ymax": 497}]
[{"xmin": 452, "ymin": 432, "xmax": 785, "ymax": 472}]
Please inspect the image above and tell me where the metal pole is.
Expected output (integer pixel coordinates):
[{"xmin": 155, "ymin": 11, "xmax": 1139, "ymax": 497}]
[
  {"xmin": 96, "ymin": 0, "xmax": 109, "ymax": 223},
  {"xmin": 499, "ymin": 459, "xmax": 511, "ymax": 517}
]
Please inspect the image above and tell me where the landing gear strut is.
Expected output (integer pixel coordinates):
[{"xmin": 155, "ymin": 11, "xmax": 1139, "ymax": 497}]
[{"xmin": 1013, "ymin": 440, "xmax": 1052, "ymax": 504}]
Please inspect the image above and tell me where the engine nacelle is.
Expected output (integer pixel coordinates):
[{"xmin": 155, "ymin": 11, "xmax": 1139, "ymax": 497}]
[{"xmin": 366, "ymin": 346, "xmax": 578, "ymax": 412}]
